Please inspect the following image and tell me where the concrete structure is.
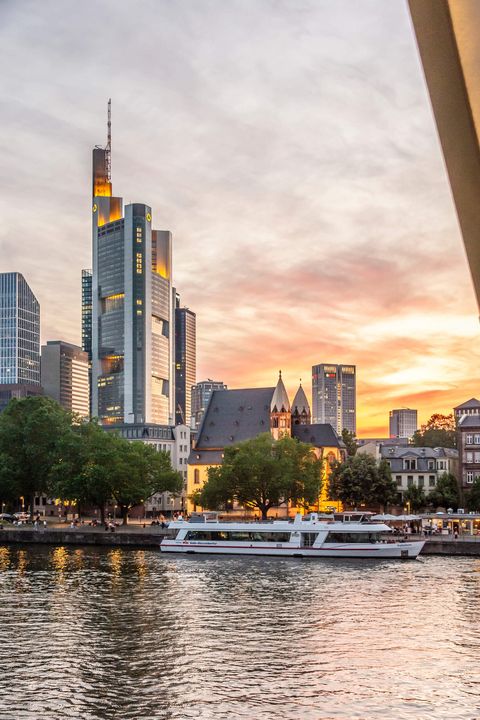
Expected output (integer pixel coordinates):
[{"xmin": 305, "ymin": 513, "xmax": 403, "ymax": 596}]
[
  {"xmin": 358, "ymin": 443, "xmax": 459, "ymax": 500},
  {"xmin": 187, "ymin": 374, "xmax": 346, "ymax": 515},
  {"xmin": 41, "ymin": 341, "xmax": 89, "ymax": 417},
  {"xmin": 0, "ymin": 272, "xmax": 42, "ymax": 412},
  {"xmin": 191, "ymin": 379, "xmax": 227, "ymax": 429},
  {"xmin": 389, "ymin": 408, "xmax": 418, "ymax": 440},
  {"xmin": 104, "ymin": 422, "xmax": 190, "ymax": 513},
  {"xmin": 91, "ymin": 111, "xmax": 174, "ymax": 426},
  {"xmin": 174, "ymin": 299, "xmax": 196, "ymax": 426},
  {"xmin": 409, "ymin": 1, "xmax": 480, "ymax": 310},
  {"xmin": 312, "ymin": 363, "xmax": 356, "ymax": 434}
]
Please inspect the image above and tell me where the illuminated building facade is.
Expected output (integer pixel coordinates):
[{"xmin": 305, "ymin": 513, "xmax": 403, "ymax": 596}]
[
  {"xmin": 91, "ymin": 114, "xmax": 174, "ymax": 425},
  {"xmin": 312, "ymin": 364, "xmax": 356, "ymax": 435},
  {"xmin": 389, "ymin": 408, "xmax": 418, "ymax": 440},
  {"xmin": 41, "ymin": 341, "xmax": 89, "ymax": 417},
  {"xmin": 174, "ymin": 298, "xmax": 196, "ymax": 425},
  {"xmin": 81, "ymin": 269, "xmax": 92, "ymax": 413},
  {"xmin": 0, "ymin": 272, "xmax": 42, "ymax": 411}
]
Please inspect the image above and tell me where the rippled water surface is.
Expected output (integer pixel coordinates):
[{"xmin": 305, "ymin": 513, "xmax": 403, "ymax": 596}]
[{"xmin": 0, "ymin": 547, "xmax": 479, "ymax": 719}]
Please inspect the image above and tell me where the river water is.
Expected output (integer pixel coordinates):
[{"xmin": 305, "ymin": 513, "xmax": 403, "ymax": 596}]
[{"xmin": 0, "ymin": 546, "xmax": 479, "ymax": 720}]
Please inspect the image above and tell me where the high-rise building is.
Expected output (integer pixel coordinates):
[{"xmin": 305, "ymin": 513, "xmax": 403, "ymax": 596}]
[
  {"xmin": 175, "ymin": 296, "xmax": 196, "ymax": 425},
  {"xmin": 191, "ymin": 379, "xmax": 227, "ymax": 429},
  {"xmin": 312, "ymin": 364, "xmax": 356, "ymax": 435},
  {"xmin": 389, "ymin": 408, "xmax": 418, "ymax": 440},
  {"xmin": 91, "ymin": 106, "xmax": 174, "ymax": 425},
  {"xmin": 81, "ymin": 269, "xmax": 92, "ymax": 361},
  {"xmin": 41, "ymin": 341, "xmax": 89, "ymax": 417},
  {"xmin": 0, "ymin": 272, "xmax": 42, "ymax": 411}
]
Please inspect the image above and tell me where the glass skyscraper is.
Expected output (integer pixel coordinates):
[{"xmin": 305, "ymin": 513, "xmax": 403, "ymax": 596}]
[
  {"xmin": 312, "ymin": 363, "xmax": 356, "ymax": 435},
  {"xmin": 0, "ymin": 272, "xmax": 42, "ymax": 411},
  {"xmin": 91, "ymin": 126, "xmax": 174, "ymax": 425},
  {"xmin": 174, "ymin": 298, "xmax": 196, "ymax": 425}
]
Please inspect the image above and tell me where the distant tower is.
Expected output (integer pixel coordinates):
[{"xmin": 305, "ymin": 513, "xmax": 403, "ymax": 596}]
[
  {"xmin": 292, "ymin": 380, "xmax": 311, "ymax": 425},
  {"xmin": 270, "ymin": 371, "xmax": 291, "ymax": 440}
]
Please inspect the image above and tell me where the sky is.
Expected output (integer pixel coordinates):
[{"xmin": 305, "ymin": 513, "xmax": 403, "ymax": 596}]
[{"xmin": 1, "ymin": 0, "xmax": 479, "ymax": 436}]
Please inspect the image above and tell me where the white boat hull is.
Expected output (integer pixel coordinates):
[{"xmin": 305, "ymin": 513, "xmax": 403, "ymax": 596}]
[{"xmin": 160, "ymin": 540, "xmax": 425, "ymax": 559}]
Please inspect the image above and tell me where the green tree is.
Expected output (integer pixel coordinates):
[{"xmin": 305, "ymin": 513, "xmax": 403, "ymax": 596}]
[
  {"xmin": 465, "ymin": 479, "xmax": 480, "ymax": 512},
  {"xmin": 412, "ymin": 414, "xmax": 456, "ymax": 449},
  {"xmin": 197, "ymin": 433, "xmax": 322, "ymax": 519},
  {"xmin": 328, "ymin": 454, "xmax": 397, "ymax": 510},
  {"xmin": 402, "ymin": 485, "xmax": 426, "ymax": 511},
  {"xmin": 341, "ymin": 429, "xmax": 357, "ymax": 457},
  {"xmin": 0, "ymin": 396, "xmax": 73, "ymax": 514},
  {"xmin": 427, "ymin": 472, "xmax": 460, "ymax": 510},
  {"xmin": 111, "ymin": 439, "xmax": 182, "ymax": 524}
]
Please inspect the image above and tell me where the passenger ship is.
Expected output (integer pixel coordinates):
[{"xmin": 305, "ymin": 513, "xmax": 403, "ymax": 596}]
[{"xmin": 161, "ymin": 513, "xmax": 425, "ymax": 559}]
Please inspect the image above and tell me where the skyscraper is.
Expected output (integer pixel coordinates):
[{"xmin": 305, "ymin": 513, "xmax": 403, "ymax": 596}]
[
  {"xmin": 81, "ymin": 269, "xmax": 92, "ymax": 414},
  {"xmin": 191, "ymin": 379, "xmax": 227, "ymax": 429},
  {"xmin": 41, "ymin": 341, "xmax": 89, "ymax": 417},
  {"xmin": 389, "ymin": 408, "xmax": 418, "ymax": 440},
  {"xmin": 91, "ymin": 105, "xmax": 174, "ymax": 425},
  {"xmin": 175, "ymin": 297, "xmax": 196, "ymax": 425},
  {"xmin": 312, "ymin": 364, "xmax": 356, "ymax": 435},
  {"xmin": 0, "ymin": 272, "xmax": 42, "ymax": 411}
]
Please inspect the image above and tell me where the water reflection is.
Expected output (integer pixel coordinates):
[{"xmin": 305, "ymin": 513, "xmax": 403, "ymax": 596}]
[{"xmin": 0, "ymin": 548, "xmax": 478, "ymax": 720}]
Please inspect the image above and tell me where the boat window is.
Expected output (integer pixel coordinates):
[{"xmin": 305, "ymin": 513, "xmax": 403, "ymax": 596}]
[
  {"xmin": 326, "ymin": 532, "xmax": 383, "ymax": 544},
  {"xmin": 184, "ymin": 531, "xmax": 292, "ymax": 542},
  {"xmin": 301, "ymin": 533, "xmax": 319, "ymax": 547}
]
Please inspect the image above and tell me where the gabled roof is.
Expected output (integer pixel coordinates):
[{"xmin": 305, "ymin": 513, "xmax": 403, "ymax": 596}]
[
  {"xmin": 271, "ymin": 371, "xmax": 290, "ymax": 413},
  {"xmin": 292, "ymin": 423, "xmax": 342, "ymax": 448},
  {"xmin": 292, "ymin": 383, "xmax": 310, "ymax": 415},
  {"xmin": 195, "ymin": 387, "xmax": 275, "ymax": 450},
  {"xmin": 454, "ymin": 398, "xmax": 480, "ymax": 410}
]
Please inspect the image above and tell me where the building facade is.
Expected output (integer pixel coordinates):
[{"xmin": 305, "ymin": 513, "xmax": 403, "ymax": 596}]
[
  {"xmin": 91, "ymin": 119, "xmax": 174, "ymax": 426},
  {"xmin": 0, "ymin": 272, "xmax": 42, "ymax": 411},
  {"xmin": 174, "ymin": 299, "xmax": 196, "ymax": 425},
  {"xmin": 187, "ymin": 374, "xmax": 346, "ymax": 515},
  {"xmin": 41, "ymin": 341, "xmax": 89, "ymax": 417},
  {"xmin": 312, "ymin": 363, "xmax": 356, "ymax": 434},
  {"xmin": 191, "ymin": 379, "xmax": 227, "ymax": 429},
  {"xmin": 457, "ymin": 414, "xmax": 480, "ymax": 491},
  {"xmin": 389, "ymin": 408, "xmax": 418, "ymax": 439}
]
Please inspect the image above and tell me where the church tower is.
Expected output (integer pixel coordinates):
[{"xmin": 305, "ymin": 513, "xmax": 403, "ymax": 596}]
[
  {"xmin": 291, "ymin": 381, "xmax": 311, "ymax": 426},
  {"xmin": 270, "ymin": 371, "xmax": 291, "ymax": 440}
]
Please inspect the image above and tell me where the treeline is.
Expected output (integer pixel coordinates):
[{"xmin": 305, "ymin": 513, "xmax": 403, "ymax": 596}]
[{"xmin": 0, "ymin": 397, "xmax": 182, "ymax": 523}]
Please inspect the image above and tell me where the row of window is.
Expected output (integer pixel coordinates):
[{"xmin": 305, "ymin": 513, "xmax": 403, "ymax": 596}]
[
  {"xmin": 396, "ymin": 475, "xmax": 436, "ymax": 487},
  {"xmin": 185, "ymin": 531, "xmax": 292, "ymax": 542},
  {"xmin": 465, "ymin": 434, "xmax": 480, "ymax": 445},
  {"xmin": 464, "ymin": 452, "xmax": 480, "ymax": 463}
]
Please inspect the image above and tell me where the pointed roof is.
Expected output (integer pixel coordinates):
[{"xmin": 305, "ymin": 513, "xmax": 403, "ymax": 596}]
[
  {"xmin": 270, "ymin": 371, "xmax": 290, "ymax": 413},
  {"xmin": 292, "ymin": 381, "xmax": 310, "ymax": 415},
  {"xmin": 454, "ymin": 398, "xmax": 480, "ymax": 410}
]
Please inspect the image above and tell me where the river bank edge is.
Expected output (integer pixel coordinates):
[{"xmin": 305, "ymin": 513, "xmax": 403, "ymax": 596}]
[{"xmin": 1, "ymin": 529, "xmax": 480, "ymax": 556}]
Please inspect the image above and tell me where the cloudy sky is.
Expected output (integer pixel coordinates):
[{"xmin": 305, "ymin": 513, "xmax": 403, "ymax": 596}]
[{"xmin": 1, "ymin": 0, "xmax": 478, "ymax": 435}]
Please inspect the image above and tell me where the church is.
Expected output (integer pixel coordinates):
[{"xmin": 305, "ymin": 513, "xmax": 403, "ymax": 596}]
[{"xmin": 186, "ymin": 372, "xmax": 346, "ymax": 515}]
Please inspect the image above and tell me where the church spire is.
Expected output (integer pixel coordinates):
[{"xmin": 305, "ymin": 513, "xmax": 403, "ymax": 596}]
[
  {"xmin": 270, "ymin": 370, "xmax": 291, "ymax": 440},
  {"xmin": 292, "ymin": 379, "xmax": 311, "ymax": 425}
]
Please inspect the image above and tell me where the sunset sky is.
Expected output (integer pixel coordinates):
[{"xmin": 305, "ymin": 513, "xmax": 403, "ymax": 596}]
[{"xmin": 1, "ymin": 0, "xmax": 479, "ymax": 436}]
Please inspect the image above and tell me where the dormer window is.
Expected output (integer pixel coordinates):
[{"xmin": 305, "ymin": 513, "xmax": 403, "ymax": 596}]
[{"xmin": 403, "ymin": 458, "xmax": 416, "ymax": 470}]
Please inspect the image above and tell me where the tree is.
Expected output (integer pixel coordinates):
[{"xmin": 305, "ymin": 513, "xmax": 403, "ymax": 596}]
[
  {"xmin": 328, "ymin": 454, "xmax": 397, "ymax": 510},
  {"xmin": 427, "ymin": 472, "xmax": 460, "ymax": 510},
  {"xmin": 412, "ymin": 414, "xmax": 456, "ymax": 449},
  {"xmin": 341, "ymin": 429, "xmax": 357, "ymax": 457},
  {"xmin": 111, "ymin": 438, "xmax": 182, "ymax": 524},
  {"xmin": 402, "ymin": 485, "xmax": 426, "ymax": 511},
  {"xmin": 197, "ymin": 433, "xmax": 322, "ymax": 519},
  {"xmin": 465, "ymin": 479, "xmax": 480, "ymax": 512},
  {"xmin": 0, "ymin": 396, "xmax": 73, "ymax": 514}
]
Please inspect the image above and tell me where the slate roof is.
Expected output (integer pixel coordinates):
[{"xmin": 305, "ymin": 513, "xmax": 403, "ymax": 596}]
[
  {"xmin": 379, "ymin": 446, "xmax": 458, "ymax": 459},
  {"xmin": 458, "ymin": 415, "xmax": 480, "ymax": 428},
  {"xmin": 454, "ymin": 398, "xmax": 480, "ymax": 410},
  {"xmin": 292, "ymin": 423, "xmax": 343, "ymax": 448},
  {"xmin": 292, "ymin": 383, "xmax": 310, "ymax": 415},
  {"xmin": 271, "ymin": 373, "xmax": 290, "ymax": 412},
  {"xmin": 195, "ymin": 387, "xmax": 275, "ymax": 450}
]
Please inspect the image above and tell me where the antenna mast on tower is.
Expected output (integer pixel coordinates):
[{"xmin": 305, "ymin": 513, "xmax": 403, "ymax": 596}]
[{"xmin": 106, "ymin": 98, "xmax": 112, "ymax": 182}]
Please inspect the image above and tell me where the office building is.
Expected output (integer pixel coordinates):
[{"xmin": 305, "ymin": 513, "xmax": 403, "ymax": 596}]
[
  {"xmin": 191, "ymin": 379, "xmax": 227, "ymax": 429},
  {"xmin": 389, "ymin": 408, "xmax": 418, "ymax": 440},
  {"xmin": 41, "ymin": 341, "xmax": 89, "ymax": 417},
  {"xmin": 312, "ymin": 364, "xmax": 356, "ymax": 434},
  {"xmin": 174, "ymin": 297, "xmax": 196, "ymax": 425},
  {"xmin": 0, "ymin": 272, "xmax": 42, "ymax": 411},
  {"xmin": 91, "ymin": 105, "xmax": 174, "ymax": 425},
  {"xmin": 82, "ymin": 269, "xmax": 92, "ymax": 414}
]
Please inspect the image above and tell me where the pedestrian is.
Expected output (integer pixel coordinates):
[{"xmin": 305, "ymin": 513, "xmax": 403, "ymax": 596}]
[{"xmin": 454, "ymin": 529, "xmax": 459, "ymax": 540}]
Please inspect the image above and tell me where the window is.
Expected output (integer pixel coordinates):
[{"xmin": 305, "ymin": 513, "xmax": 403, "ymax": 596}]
[
  {"xmin": 407, "ymin": 476, "xmax": 414, "ymax": 488},
  {"xmin": 418, "ymin": 476, "xmax": 424, "ymax": 488},
  {"xmin": 429, "ymin": 476, "xmax": 436, "ymax": 487},
  {"xmin": 475, "ymin": 452, "xmax": 480, "ymax": 463},
  {"xmin": 194, "ymin": 469, "xmax": 200, "ymax": 485},
  {"xmin": 466, "ymin": 452, "xmax": 473, "ymax": 463},
  {"xmin": 466, "ymin": 471, "xmax": 474, "ymax": 484},
  {"xmin": 475, "ymin": 434, "xmax": 480, "ymax": 445},
  {"xmin": 404, "ymin": 459, "xmax": 416, "ymax": 470},
  {"xmin": 466, "ymin": 434, "xmax": 474, "ymax": 445},
  {"xmin": 396, "ymin": 475, "xmax": 402, "ymax": 486},
  {"xmin": 428, "ymin": 460, "xmax": 435, "ymax": 470}
]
